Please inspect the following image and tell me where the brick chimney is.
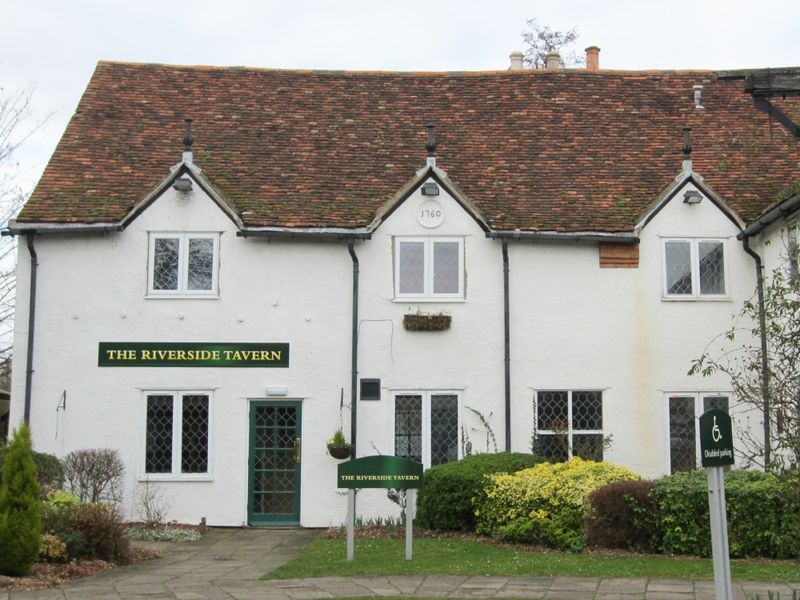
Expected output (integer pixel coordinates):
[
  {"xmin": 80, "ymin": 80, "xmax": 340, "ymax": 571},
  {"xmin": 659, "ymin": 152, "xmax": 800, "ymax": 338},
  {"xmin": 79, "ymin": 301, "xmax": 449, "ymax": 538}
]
[
  {"xmin": 585, "ymin": 46, "xmax": 600, "ymax": 71},
  {"xmin": 545, "ymin": 52, "xmax": 561, "ymax": 70},
  {"xmin": 509, "ymin": 51, "xmax": 524, "ymax": 71}
]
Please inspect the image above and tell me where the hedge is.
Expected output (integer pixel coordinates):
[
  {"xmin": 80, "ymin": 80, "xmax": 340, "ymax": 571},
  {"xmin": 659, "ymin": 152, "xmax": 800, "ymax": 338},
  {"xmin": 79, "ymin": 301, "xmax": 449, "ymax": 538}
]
[
  {"xmin": 416, "ymin": 452, "xmax": 543, "ymax": 532},
  {"xmin": 585, "ymin": 479, "xmax": 656, "ymax": 552},
  {"xmin": 475, "ymin": 458, "xmax": 639, "ymax": 550},
  {"xmin": 650, "ymin": 469, "xmax": 800, "ymax": 559}
]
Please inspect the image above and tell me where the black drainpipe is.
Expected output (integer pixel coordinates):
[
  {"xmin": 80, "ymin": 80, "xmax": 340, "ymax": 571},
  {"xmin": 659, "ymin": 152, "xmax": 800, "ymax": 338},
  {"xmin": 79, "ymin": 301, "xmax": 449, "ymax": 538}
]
[
  {"xmin": 741, "ymin": 235, "xmax": 771, "ymax": 468},
  {"xmin": 24, "ymin": 232, "xmax": 39, "ymax": 426},
  {"xmin": 502, "ymin": 240, "xmax": 511, "ymax": 452},
  {"xmin": 347, "ymin": 240, "xmax": 359, "ymax": 458}
]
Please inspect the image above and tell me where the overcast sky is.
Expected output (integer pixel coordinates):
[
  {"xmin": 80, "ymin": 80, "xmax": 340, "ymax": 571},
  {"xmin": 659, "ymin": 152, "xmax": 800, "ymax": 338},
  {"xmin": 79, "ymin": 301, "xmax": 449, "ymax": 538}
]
[{"xmin": 3, "ymin": 0, "xmax": 799, "ymax": 195}]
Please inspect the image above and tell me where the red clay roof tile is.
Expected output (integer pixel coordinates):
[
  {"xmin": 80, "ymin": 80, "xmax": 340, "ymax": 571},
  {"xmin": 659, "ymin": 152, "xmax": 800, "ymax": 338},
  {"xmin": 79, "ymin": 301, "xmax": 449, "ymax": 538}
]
[{"xmin": 18, "ymin": 61, "xmax": 800, "ymax": 232}]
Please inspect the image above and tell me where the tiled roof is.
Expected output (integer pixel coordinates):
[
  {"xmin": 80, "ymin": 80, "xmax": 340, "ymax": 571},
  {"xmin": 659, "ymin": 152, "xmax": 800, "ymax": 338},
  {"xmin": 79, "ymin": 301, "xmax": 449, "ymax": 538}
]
[{"xmin": 17, "ymin": 61, "xmax": 800, "ymax": 232}]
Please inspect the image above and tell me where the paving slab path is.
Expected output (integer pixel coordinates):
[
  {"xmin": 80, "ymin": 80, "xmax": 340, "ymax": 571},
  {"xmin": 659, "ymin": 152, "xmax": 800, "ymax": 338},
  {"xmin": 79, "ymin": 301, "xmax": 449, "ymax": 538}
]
[{"xmin": 4, "ymin": 528, "xmax": 797, "ymax": 600}]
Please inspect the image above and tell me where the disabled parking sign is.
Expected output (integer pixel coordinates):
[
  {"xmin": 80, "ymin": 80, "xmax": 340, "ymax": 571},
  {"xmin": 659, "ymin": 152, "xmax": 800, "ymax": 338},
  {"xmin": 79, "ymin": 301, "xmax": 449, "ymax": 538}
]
[{"xmin": 699, "ymin": 409, "xmax": 734, "ymax": 468}]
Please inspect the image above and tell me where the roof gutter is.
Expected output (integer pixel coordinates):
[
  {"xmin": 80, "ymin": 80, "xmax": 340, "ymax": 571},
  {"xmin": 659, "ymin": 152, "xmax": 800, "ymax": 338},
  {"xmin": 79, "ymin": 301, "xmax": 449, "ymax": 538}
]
[
  {"xmin": 737, "ymin": 193, "xmax": 800, "ymax": 239},
  {"xmin": 237, "ymin": 228, "xmax": 371, "ymax": 241},
  {"xmin": 4, "ymin": 222, "xmax": 123, "ymax": 236},
  {"xmin": 488, "ymin": 231, "xmax": 639, "ymax": 243}
]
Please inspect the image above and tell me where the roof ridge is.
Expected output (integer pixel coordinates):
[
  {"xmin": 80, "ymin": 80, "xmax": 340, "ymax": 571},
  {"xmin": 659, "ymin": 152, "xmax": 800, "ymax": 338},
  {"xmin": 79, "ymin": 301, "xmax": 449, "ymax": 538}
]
[{"xmin": 95, "ymin": 60, "xmax": 721, "ymax": 78}]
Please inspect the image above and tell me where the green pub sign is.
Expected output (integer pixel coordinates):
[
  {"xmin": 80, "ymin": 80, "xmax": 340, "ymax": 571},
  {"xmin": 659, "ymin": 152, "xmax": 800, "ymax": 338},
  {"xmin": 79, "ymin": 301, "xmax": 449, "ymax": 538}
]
[
  {"xmin": 98, "ymin": 342, "xmax": 289, "ymax": 368},
  {"xmin": 699, "ymin": 408, "xmax": 735, "ymax": 468},
  {"xmin": 337, "ymin": 455, "xmax": 424, "ymax": 489}
]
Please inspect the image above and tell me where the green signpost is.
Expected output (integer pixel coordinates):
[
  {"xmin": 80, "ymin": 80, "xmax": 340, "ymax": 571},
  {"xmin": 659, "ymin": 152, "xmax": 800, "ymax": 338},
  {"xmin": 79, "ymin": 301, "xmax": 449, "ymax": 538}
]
[
  {"xmin": 337, "ymin": 455, "xmax": 424, "ymax": 561},
  {"xmin": 699, "ymin": 409, "xmax": 734, "ymax": 600}
]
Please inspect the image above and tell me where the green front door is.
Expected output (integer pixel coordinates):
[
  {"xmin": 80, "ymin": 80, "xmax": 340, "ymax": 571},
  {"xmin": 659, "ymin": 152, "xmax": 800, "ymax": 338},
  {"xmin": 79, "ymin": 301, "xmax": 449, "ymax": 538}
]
[{"xmin": 248, "ymin": 401, "xmax": 301, "ymax": 525}]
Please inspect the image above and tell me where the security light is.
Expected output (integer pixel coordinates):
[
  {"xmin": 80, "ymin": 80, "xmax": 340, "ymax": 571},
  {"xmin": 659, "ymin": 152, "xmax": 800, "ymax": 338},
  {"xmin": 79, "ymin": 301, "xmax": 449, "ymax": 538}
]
[
  {"xmin": 683, "ymin": 190, "xmax": 703, "ymax": 204},
  {"xmin": 421, "ymin": 182, "xmax": 440, "ymax": 196},
  {"xmin": 265, "ymin": 387, "xmax": 289, "ymax": 397},
  {"xmin": 173, "ymin": 177, "xmax": 193, "ymax": 192}
]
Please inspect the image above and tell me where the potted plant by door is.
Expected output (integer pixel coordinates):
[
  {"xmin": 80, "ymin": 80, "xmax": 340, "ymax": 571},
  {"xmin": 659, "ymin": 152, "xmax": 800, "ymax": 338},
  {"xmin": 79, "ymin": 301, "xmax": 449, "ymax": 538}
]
[{"xmin": 327, "ymin": 428, "xmax": 352, "ymax": 459}]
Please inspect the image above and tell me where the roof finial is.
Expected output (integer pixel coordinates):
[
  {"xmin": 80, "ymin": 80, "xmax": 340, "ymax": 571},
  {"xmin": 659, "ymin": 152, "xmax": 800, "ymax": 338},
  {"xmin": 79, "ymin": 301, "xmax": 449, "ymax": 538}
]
[
  {"xmin": 425, "ymin": 123, "xmax": 437, "ymax": 167},
  {"xmin": 682, "ymin": 126, "xmax": 692, "ymax": 173},
  {"xmin": 183, "ymin": 118, "xmax": 194, "ymax": 165}
]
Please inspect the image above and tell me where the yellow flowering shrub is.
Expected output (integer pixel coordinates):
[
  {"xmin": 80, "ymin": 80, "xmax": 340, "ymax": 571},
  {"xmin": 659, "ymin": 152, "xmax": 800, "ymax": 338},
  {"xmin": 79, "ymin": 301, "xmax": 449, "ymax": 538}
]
[{"xmin": 474, "ymin": 457, "xmax": 639, "ymax": 550}]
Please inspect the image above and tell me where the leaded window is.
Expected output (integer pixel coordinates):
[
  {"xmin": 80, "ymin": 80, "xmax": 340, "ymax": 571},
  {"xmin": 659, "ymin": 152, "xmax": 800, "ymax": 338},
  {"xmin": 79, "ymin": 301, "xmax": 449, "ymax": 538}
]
[
  {"xmin": 144, "ymin": 392, "xmax": 211, "ymax": 477},
  {"xmin": 534, "ymin": 390, "xmax": 603, "ymax": 462},
  {"xmin": 663, "ymin": 239, "xmax": 727, "ymax": 298},
  {"xmin": 394, "ymin": 391, "xmax": 460, "ymax": 468},
  {"xmin": 395, "ymin": 238, "xmax": 464, "ymax": 300},
  {"xmin": 668, "ymin": 393, "xmax": 729, "ymax": 473},
  {"xmin": 149, "ymin": 233, "xmax": 219, "ymax": 296}
]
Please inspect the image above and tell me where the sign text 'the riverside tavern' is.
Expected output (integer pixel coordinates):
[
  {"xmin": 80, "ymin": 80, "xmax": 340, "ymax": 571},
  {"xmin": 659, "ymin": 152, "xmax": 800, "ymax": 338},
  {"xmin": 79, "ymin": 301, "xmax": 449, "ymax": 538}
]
[{"xmin": 98, "ymin": 342, "xmax": 290, "ymax": 368}]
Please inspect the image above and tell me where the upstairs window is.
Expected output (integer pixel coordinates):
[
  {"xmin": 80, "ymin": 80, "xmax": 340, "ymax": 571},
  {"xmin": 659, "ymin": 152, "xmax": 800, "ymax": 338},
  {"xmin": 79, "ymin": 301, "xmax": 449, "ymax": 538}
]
[
  {"xmin": 148, "ymin": 233, "xmax": 219, "ymax": 296},
  {"xmin": 663, "ymin": 239, "xmax": 726, "ymax": 298},
  {"xmin": 395, "ymin": 237, "xmax": 464, "ymax": 300}
]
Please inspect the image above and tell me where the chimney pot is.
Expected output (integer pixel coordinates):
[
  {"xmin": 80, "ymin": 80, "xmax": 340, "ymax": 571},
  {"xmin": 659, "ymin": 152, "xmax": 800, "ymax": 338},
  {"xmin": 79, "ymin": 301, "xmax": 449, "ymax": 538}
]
[
  {"xmin": 545, "ymin": 51, "xmax": 561, "ymax": 70},
  {"xmin": 585, "ymin": 46, "xmax": 600, "ymax": 71},
  {"xmin": 509, "ymin": 51, "xmax": 524, "ymax": 71}
]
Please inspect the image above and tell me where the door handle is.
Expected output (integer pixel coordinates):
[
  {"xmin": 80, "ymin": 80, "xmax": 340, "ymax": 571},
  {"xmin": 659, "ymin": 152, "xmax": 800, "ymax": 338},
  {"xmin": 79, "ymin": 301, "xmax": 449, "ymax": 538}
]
[{"xmin": 294, "ymin": 437, "xmax": 302, "ymax": 463}]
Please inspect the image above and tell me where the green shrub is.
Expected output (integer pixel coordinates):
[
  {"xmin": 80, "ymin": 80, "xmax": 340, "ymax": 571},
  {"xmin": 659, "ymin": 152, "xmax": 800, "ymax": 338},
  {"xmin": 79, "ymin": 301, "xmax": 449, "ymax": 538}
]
[
  {"xmin": 0, "ymin": 424, "xmax": 42, "ymax": 576},
  {"xmin": 0, "ymin": 447, "xmax": 64, "ymax": 499},
  {"xmin": 416, "ymin": 452, "xmax": 543, "ymax": 532},
  {"xmin": 42, "ymin": 502, "xmax": 132, "ymax": 564},
  {"xmin": 651, "ymin": 469, "xmax": 800, "ymax": 559},
  {"xmin": 38, "ymin": 533, "xmax": 67, "ymax": 563},
  {"xmin": 475, "ymin": 457, "xmax": 639, "ymax": 550},
  {"xmin": 585, "ymin": 479, "xmax": 656, "ymax": 552}
]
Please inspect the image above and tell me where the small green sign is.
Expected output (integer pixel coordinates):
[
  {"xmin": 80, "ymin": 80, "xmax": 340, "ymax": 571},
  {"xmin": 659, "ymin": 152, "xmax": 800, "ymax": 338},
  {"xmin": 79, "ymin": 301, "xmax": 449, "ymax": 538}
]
[
  {"xmin": 98, "ymin": 342, "xmax": 289, "ymax": 368},
  {"xmin": 699, "ymin": 409, "xmax": 734, "ymax": 468},
  {"xmin": 337, "ymin": 455, "xmax": 424, "ymax": 489}
]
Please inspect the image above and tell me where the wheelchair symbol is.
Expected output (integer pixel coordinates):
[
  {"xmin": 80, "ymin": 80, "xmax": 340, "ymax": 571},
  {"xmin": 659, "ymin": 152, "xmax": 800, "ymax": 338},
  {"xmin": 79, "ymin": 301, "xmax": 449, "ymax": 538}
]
[{"xmin": 712, "ymin": 416, "xmax": 722, "ymax": 443}]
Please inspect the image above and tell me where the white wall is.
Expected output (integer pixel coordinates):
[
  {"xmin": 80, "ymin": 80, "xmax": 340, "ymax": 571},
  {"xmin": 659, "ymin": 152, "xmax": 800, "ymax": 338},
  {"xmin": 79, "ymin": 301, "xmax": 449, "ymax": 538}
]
[{"xmin": 10, "ymin": 173, "xmax": 767, "ymax": 527}]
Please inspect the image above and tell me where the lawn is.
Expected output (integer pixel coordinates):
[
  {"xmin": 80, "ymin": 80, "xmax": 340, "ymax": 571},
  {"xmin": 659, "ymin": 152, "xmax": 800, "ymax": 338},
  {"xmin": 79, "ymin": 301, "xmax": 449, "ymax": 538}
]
[{"xmin": 263, "ymin": 537, "xmax": 800, "ymax": 582}]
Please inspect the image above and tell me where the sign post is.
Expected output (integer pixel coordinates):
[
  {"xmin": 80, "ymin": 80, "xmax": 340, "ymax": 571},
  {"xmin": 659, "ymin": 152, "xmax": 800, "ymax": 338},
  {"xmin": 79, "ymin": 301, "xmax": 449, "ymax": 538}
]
[
  {"xmin": 699, "ymin": 409, "xmax": 734, "ymax": 600},
  {"xmin": 337, "ymin": 455, "xmax": 424, "ymax": 561}
]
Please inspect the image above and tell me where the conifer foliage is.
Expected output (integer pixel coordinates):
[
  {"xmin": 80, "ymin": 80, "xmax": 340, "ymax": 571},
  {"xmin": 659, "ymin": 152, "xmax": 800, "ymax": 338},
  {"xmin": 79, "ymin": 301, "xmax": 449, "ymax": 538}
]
[{"xmin": 0, "ymin": 424, "xmax": 42, "ymax": 576}]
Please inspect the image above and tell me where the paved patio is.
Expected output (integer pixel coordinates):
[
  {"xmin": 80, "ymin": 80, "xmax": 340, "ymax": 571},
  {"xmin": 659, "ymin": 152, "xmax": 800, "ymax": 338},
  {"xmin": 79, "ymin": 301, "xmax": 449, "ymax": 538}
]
[{"xmin": 4, "ymin": 528, "xmax": 797, "ymax": 599}]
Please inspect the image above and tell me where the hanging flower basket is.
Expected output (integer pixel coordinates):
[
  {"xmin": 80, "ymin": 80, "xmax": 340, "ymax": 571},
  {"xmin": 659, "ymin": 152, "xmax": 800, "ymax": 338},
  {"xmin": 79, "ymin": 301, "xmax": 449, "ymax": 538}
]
[
  {"xmin": 403, "ymin": 312, "xmax": 452, "ymax": 331},
  {"xmin": 327, "ymin": 444, "xmax": 352, "ymax": 460},
  {"xmin": 327, "ymin": 427, "xmax": 352, "ymax": 459}
]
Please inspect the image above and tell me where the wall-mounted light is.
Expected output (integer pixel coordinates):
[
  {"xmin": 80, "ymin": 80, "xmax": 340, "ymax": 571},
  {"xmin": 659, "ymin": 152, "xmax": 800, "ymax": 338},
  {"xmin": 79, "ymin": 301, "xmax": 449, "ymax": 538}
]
[
  {"xmin": 265, "ymin": 387, "xmax": 288, "ymax": 397},
  {"xmin": 421, "ymin": 182, "xmax": 440, "ymax": 196},
  {"xmin": 683, "ymin": 190, "xmax": 703, "ymax": 204},
  {"xmin": 173, "ymin": 177, "xmax": 193, "ymax": 192}
]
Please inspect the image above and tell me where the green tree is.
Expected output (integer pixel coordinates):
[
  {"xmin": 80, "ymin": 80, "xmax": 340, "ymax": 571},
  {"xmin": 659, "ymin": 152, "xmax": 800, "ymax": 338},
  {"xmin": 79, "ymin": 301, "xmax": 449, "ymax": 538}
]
[{"xmin": 0, "ymin": 423, "xmax": 41, "ymax": 575}]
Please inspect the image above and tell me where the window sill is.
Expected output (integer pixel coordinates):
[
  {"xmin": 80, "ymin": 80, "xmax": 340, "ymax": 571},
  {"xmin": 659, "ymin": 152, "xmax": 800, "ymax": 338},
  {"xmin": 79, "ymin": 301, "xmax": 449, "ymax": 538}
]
[
  {"xmin": 137, "ymin": 474, "xmax": 213, "ymax": 482},
  {"xmin": 661, "ymin": 295, "xmax": 732, "ymax": 302},
  {"xmin": 145, "ymin": 294, "xmax": 219, "ymax": 300},
  {"xmin": 393, "ymin": 298, "xmax": 466, "ymax": 303}
]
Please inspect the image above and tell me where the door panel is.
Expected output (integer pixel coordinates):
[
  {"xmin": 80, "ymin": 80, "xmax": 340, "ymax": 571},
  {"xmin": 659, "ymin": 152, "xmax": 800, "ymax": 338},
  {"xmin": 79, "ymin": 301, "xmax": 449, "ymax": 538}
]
[{"xmin": 248, "ymin": 401, "xmax": 301, "ymax": 525}]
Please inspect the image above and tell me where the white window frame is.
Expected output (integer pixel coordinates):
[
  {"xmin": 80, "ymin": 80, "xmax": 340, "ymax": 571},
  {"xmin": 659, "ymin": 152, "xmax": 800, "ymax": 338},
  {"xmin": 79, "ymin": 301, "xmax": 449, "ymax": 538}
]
[
  {"xmin": 140, "ymin": 390, "xmax": 213, "ymax": 481},
  {"xmin": 393, "ymin": 237, "xmax": 465, "ymax": 301},
  {"xmin": 533, "ymin": 389, "xmax": 604, "ymax": 460},
  {"xmin": 391, "ymin": 390, "xmax": 463, "ymax": 470},
  {"xmin": 147, "ymin": 232, "xmax": 220, "ymax": 297},
  {"xmin": 661, "ymin": 237, "xmax": 729, "ymax": 300},
  {"xmin": 663, "ymin": 392, "xmax": 730, "ymax": 473}
]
